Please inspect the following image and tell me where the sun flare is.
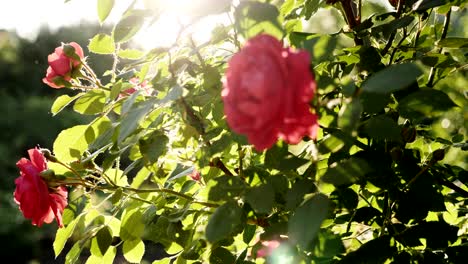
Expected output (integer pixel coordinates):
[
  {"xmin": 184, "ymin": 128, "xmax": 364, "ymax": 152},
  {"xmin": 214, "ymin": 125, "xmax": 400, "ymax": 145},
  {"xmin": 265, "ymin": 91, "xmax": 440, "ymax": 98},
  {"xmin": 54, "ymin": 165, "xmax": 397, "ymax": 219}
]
[{"xmin": 133, "ymin": 0, "xmax": 231, "ymax": 50}]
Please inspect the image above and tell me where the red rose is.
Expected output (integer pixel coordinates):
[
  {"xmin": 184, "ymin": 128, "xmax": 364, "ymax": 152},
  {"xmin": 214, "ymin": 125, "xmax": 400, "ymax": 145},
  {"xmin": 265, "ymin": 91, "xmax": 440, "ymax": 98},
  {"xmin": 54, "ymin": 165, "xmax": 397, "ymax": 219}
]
[
  {"xmin": 42, "ymin": 42, "xmax": 84, "ymax": 88},
  {"xmin": 14, "ymin": 148, "xmax": 68, "ymax": 227},
  {"xmin": 222, "ymin": 34, "xmax": 318, "ymax": 151}
]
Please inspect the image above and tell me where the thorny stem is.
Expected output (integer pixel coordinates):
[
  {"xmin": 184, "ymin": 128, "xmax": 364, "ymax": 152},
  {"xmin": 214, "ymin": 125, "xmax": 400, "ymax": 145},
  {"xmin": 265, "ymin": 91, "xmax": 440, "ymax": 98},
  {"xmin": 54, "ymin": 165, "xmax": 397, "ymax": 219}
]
[
  {"xmin": 111, "ymin": 43, "xmax": 121, "ymax": 83},
  {"xmin": 101, "ymin": 185, "xmax": 219, "ymax": 208},
  {"xmin": 382, "ymin": 0, "xmax": 405, "ymax": 55},
  {"xmin": 389, "ymin": 28, "xmax": 408, "ymax": 65},
  {"xmin": 427, "ymin": 9, "xmax": 452, "ymax": 87},
  {"xmin": 210, "ymin": 157, "xmax": 235, "ymax": 177}
]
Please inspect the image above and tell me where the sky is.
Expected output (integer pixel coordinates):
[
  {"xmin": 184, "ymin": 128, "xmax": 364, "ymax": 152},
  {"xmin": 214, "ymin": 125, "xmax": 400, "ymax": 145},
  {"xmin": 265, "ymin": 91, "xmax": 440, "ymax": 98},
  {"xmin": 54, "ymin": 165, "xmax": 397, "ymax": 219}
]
[{"xmin": 0, "ymin": 0, "xmax": 229, "ymax": 49}]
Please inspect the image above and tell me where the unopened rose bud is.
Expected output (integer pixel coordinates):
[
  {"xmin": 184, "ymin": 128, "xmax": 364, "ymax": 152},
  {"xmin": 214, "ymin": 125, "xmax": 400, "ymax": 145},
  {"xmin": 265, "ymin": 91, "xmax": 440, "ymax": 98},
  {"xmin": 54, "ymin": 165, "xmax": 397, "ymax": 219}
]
[
  {"xmin": 390, "ymin": 147, "xmax": 403, "ymax": 161},
  {"xmin": 401, "ymin": 126, "xmax": 417, "ymax": 143},
  {"xmin": 190, "ymin": 170, "xmax": 201, "ymax": 181},
  {"xmin": 39, "ymin": 169, "xmax": 56, "ymax": 181},
  {"xmin": 431, "ymin": 149, "xmax": 445, "ymax": 162},
  {"xmin": 41, "ymin": 149, "xmax": 58, "ymax": 162}
]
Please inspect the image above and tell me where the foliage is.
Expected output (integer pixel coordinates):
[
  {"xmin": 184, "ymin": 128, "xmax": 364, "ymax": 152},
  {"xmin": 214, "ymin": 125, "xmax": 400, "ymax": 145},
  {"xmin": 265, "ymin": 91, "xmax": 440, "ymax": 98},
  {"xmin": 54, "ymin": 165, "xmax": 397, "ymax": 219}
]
[{"xmin": 12, "ymin": 0, "xmax": 468, "ymax": 263}]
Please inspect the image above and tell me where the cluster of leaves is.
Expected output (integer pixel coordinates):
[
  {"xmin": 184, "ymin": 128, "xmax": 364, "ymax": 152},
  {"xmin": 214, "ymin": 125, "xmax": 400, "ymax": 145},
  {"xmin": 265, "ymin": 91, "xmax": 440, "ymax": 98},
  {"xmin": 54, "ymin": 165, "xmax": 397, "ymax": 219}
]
[{"xmin": 46, "ymin": 0, "xmax": 467, "ymax": 263}]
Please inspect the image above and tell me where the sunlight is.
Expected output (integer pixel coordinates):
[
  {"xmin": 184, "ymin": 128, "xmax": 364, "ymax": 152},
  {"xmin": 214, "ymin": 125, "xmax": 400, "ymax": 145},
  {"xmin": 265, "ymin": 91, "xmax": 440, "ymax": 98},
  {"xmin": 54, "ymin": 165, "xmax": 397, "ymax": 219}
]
[{"xmin": 133, "ymin": 0, "xmax": 231, "ymax": 49}]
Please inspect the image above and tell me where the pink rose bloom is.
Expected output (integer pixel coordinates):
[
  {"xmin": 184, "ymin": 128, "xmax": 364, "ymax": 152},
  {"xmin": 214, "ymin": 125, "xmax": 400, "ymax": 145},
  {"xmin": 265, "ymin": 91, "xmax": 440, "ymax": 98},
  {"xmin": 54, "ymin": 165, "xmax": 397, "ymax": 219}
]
[
  {"xmin": 119, "ymin": 78, "xmax": 151, "ymax": 98},
  {"xmin": 42, "ymin": 42, "xmax": 84, "ymax": 88},
  {"xmin": 257, "ymin": 240, "xmax": 281, "ymax": 258},
  {"xmin": 189, "ymin": 170, "xmax": 201, "ymax": 181},
  {"xmin": 14, "ymin": 148, "xmax": 68, "ymax": 227},
  {"xmin": 222, "ymin": 34, "xmax": 318, "ymax": 151}
]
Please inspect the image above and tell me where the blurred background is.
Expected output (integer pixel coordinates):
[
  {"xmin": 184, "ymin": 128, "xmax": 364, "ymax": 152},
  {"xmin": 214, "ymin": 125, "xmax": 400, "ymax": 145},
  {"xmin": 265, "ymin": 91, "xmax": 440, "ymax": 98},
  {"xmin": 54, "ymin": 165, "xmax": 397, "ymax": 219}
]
[{"xmin": 0, "ymin": 0, "xmax": 466, "ymax": 263}]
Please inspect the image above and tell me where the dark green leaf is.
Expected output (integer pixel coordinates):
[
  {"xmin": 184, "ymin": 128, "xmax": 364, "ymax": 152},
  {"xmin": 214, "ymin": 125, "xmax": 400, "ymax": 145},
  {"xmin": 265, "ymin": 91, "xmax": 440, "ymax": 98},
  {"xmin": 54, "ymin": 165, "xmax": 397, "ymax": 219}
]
[
  {"xmin": 338, "ymin": 235, "xmax": 396, "ymax": 263},
  {"xmin": 90, "ymin": 226, "xmax": 113, "ymax": 257},
  {"xmin": 338, "ymin": 99, "xmax": 363, "ymax": 133},
  {"xmin": 330, "ymin": 188, "xmax": 359, "ymax": 210},
  {"xmin": 413, "ymin": 0, "xmax": 451, "ymax": 11},
  {"xmin": 364, "ymin": 115, "xmax": 401, "ymax": 141},
  {"xmin": 206, "ymin": 202, "xmax": 243, "ymax": 243},
  {"xmin": 286, "ymin": 179, "xmax": 317, "ymax": 210},
  {"xmin": 321, "ymin": 157, "xmax": 370, "ymax": 186},
  {"xmin": 361, "ymin": 63, "xmax": 423, "ymax": 94},
  {"xmin": 289, "ymin": 193, "xmax": 330, "ymax": 248},
  {"xmin": 208, "ymin": 175, "xmax": 247, "ymax": 201},
  {"xmin": 437, "ymin": 37, "xmax": 468, "ymax": 48},
  {"xmin": 398, "ymin": 89, "xmax": 458, "ymax": 120},
  {"xmin": 360, "ymin": 92, "xmax": 391, "ymax": 114},
  {"xmin": 209, "ymin": 247, "xmax": 236, "ymax": 264},
  {"xmin": 243, "ymin": 224, "xmax": 257, "ymax": 244},
  {"xmin": 139, "ymin": 132, "xmax": 168, "ymax": 163},
  {"xmin": 244, "ymin": 183, "xmax": 275, "ymax": 214}
]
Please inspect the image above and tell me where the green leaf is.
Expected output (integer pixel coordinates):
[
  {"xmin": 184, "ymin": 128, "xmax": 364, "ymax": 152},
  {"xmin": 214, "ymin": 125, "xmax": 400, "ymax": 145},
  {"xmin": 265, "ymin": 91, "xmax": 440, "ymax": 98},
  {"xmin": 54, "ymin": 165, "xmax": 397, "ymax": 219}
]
[
  {"xmin": 51, "ymin": 93, "xmax": 84, "ymax": 116},
  {"xmin": 243, "ymin": 224, "xmax": 257, "ymax": 244},
  {"xmin": 289, "ymin": 193, "xmax": 330, "ymax": 248},
  {"xmin": 120, "ymin": 209, "xmax": 144, "ymax": 241},
  {"xmin": 364, "ymin": 115, "xmax": 401, "ymax": 141},
  {"xmin": 139, "ymin": 132, "xmax": 168, "ymax": 163},
  {"xmin": 209, "ymin": 247, "xmax": 236, "ymax": 264},
  {"xmin": 413, "ymin": 0, "xmax": 450, "ymax": 11},
  {"xmin": 53, "ymin": 117, "xmax": 111, "ymax": 162},
  {"xmin": 361, "ymin": 63, "xmax": 423, "ymax": 94},
  {"xmin": 90, "ymin": 226, "xmax": 113, "ymax": 257},
  {"xmin": 123, "ymin": 239, "xmax": 145, "ymax": 263},
  {"xmin": 303, "ymin": 0, "xmax": 322, "ymax": 20},
  {"xmin": 286, "ymin": 179, "xmax": 317, "ymax": 210},
  {"xmin": 166, "ymin": 164, "xmax": 193, "ymax": 182},
  {"xmin": 338, "ymin": 235, "xmax": 396, "ymax": 263},
  {"xmin": 235, "ymin": 1, "xmax": 283, "ymax": 39},
  {"xmin": 119, "ymin": 100, "xmax": 155, "ymax": 143},
  {"xmin": 321, "ymin": 157, "xmax": 371, "ymax": 186},
  {"xmin": 97, "ymin": 0, "xmax": 115, "ymax": 23},
  {"xmin": 318, "ymin": 135, "xmax": 345, "ymax": 154},
  {"xmin": 206, "ymin": 202, "xmax": 243, "ymax": 243},
  {"xmin": 208, "ymin": 175, "xmax": 247, "ymax": 201},
  {"xmin": 244, "ymin": 183, "xmax": 275, "ymax": 214},
  {"xmin": 398, "ymin": 89, "xmax": 458, "ymax": 120},
  {"xmin": 65, "ymin": 242, "xmax": 83, "ymax": 264},
  {"xmin": 88, "ymin": 34, "xmax": 116, "ymax": 54},
  {"xmin": 118, "ymin": 48, "xmax": 144, "ymax": 59},
  {"xmin": 113, "ymin": 14, "xmax": 145, "ymax": 43},
  {"xmin": 338, "ymin": 99, "xmax": 362, "ymax": 134},
  {"xmin": 360, "ymin": 92, "xmax": 391, "ymax": 114},
  {"xmin": 437, "ymin": 37, "xmax": 468, "ymax": 48},
  {"xmin": 86, "ymin": 246, "xmax": 117, "ymax": 264},
  {"xmin": 73, "ymin": 90, "xmax": 107, "ymax": 115},
  {"xmin": 54, "ymin": 215, "xmax": 83, "ymax": 257}
]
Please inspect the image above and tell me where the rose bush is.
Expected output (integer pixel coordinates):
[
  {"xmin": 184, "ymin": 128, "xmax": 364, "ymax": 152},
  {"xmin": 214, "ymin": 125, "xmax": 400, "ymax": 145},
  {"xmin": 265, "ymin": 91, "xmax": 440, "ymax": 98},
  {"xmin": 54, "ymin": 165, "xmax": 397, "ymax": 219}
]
[
  {"xmin": 12, "ymin": 0, "xmax": 468, "ymax": 263},
  {"xmin": 14, "ymin": 148, "xmax": 68, "ymax": 227},
  {"xmin": 222, "ymin": 34, "xmax": 318, "ymax": 150},
  {"xmin": 42, "ymin": 42, "xmax": 84, "ymax": 88}
]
